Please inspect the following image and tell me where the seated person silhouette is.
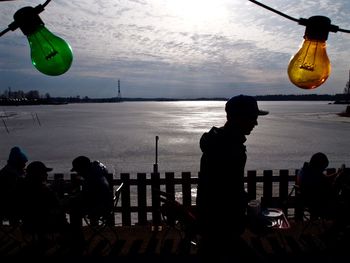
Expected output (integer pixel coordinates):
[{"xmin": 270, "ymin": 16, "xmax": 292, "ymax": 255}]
[
  {"xmin": 0, "ymin": 146, "xmax": 28, "ymax": 226},
  {"xmin": 21, "ymin": 161, "xmax": 68, "ymax": 242},
  {"xmin": 68, "ymin": 156, "xmax": 113, "ymax": 227},
  {"xmin": 298, "ymin": 152, "xmax": 344, "ymax": 220}
]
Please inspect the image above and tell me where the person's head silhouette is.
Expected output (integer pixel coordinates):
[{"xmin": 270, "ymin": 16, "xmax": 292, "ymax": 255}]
[
  {"xmin": 309, "ymin": 152, "xmax": 329, "ymax": 172},
  {"xmin": 225, "ymin": 95, "xmax": 268, "ymax": 135},
  {"xmin": 71, "ymin": 156, "xmax": 91, "ymax": 176},
  {"xmin": 26, "ymin": 161, "xmax": 52, "ymax": 184},
  {"xmin": 8, "ymin": 146, "xmax": 28, "ymax": 170}
]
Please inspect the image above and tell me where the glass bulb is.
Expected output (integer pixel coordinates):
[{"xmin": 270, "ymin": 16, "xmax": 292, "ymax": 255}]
[
  {"xmin": 13, "ymin": 6, "xmax": 73, "ymax": 76},
  {"xmin": 27, "ymin": 25, "xmax": 73, "ymax": 76},
  {"xmin": 287, "ymin": 38, "xmax": 331, "ymax": 90}
]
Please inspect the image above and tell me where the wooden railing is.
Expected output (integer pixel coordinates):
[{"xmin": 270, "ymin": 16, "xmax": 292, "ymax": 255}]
[{"xmin": 50, "ymin": 168, "xmax": 337, "ymax": 226}]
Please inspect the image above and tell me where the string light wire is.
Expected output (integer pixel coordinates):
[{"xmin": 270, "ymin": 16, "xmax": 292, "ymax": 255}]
[
  {"xmin": 0, "ymin": 0, "xmax": 52, "ymax": 37},
  {"xmin": 248, "ymin": 0, "xmax": 350, "ymax": 33}
]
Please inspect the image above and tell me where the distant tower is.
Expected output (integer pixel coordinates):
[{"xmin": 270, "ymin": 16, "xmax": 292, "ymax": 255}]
[{"xmin": 117, "ymin": 79, "xmax": 122, "ymax": 100}]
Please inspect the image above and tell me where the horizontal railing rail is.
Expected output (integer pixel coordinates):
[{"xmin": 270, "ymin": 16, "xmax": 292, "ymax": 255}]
[{"xmin": 50, "ymin": 168, "xmax": 337, "ymax": 226}]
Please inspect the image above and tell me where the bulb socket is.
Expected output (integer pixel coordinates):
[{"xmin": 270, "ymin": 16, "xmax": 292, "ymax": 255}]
[
  {"xmin": 304, "ymin": 16, "xmax": 331, "ymax": 41},
  {"xmin": 13, "ymin": 6, "xmax": 45, "ymax": 36}
]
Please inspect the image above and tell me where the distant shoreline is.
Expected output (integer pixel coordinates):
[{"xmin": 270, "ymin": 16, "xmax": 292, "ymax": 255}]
[{"xmin": 0, "ymin": 94, "xmax": 349, "ymax": 106}]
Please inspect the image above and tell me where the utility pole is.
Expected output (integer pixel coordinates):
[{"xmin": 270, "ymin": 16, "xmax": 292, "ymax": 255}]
[
  {"xmin": 153, "ymin": 136, "xmax": 159, "ymax": 173},
  {"xmin": 117, "ymin": 79, "xmax": 121, "ymax": 101}
]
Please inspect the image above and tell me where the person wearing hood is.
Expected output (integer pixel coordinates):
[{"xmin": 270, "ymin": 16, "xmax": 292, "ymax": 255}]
[
  {"xmin": 0, "ymin": 146, "xmax": 28, "ymax": 225},
  {"xmin": 196, "ymin": 95, "xmax": 268, "ymax": 262}
]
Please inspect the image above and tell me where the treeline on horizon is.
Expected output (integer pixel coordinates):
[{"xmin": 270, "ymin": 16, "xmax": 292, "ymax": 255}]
[{"xmin": 0, "ymin": 93, "xmax": 349, "ymax": 106}]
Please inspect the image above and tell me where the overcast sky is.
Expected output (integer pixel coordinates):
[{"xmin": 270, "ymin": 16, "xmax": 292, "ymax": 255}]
[{"xmin": 1, "ymin": 0, "xmax": 350, "ymax": 98}]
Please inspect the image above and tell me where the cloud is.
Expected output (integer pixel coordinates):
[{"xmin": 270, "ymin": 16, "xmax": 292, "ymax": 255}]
[{"xmin": 0, "ymin": 0, "xmax": 349, "ymax": 97}]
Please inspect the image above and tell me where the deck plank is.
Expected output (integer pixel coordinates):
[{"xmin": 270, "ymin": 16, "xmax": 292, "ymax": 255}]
[{"xmin": 0, "ymin": 222, "xmax": 349, "ymax": 261}]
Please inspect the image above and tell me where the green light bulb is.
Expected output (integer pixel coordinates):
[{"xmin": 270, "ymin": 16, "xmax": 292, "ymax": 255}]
[
  {"xmin": 14, "ymin": 6, "xmax": 73, "ymax": 76},
  {"xmin": 28, "ymin": 25, "xmax": 73, "ymax": 76}
]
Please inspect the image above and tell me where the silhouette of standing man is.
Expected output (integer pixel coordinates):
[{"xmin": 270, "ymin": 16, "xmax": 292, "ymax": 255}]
[{"xmin": 196, "ymin": 95, "xmax": 268, "ymax": 262}]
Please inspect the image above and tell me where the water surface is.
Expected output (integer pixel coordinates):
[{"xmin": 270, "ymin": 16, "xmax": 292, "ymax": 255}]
[{"xmin": 1, "ymin": 101, "xmax": 349, "ymax": 176}]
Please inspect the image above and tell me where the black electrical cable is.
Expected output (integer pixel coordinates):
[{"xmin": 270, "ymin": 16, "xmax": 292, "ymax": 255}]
[
  {"xmin": 0, "ymin": 27, "xmax": 10, "ymax": 37},
  {"xmin": 42, "ymin": 0, "xmax": 52, "ymax": 8},
  {"xmin": 248, "ymin": 0, "xmax": 300, "ymax": 23},
  {"xmin": 0, "ymin": 0, "xmax": 52, "ymax": 37},
  {"xmin": 249, "ymin": 0, "xmax": 350, "ymax": 33}
]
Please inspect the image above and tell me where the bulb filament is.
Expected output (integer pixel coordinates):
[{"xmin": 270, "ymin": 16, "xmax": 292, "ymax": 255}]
[
  {"xmin": 299, "ymin": 41, "xmax": 317, "ymax": 71},
  {"xmin": 35, "ymin": 31, "xmax": 58, "ymax": 60}
]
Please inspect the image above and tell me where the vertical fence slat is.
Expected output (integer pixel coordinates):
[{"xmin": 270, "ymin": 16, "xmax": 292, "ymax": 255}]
[
  {"xmin": 279, "ymin": 170, "xmax": 289, "ymax": 200},
  {"xmin": 106, "ymin": 173, "xmax": 114, "ymax": 190},
  {"xmin": 247, "ymin": 170, "xmax": 257, "ymax": 200},
  {"xmin": 165, "ymin": 172, "xmax": 176, "ymax": 226},
  {"xmin": 165, "ymin": 172, "xmax": 175, "ymax": 198},
  {"xmin": 262, "ymin": 170, "xmax": 273, "ymax": 207},
  {"xmin": 263, "ymin": 170, "xmax": 273, "ymax": 198},
  {"xmin": 151, "ymin": 172, "xmax": 161, "ymax": 227},
  {"xmin": 105, "ymin": 173, "xmax": 115, "ymax": 225},
  {"xmin": 279, "ymin": 170, "xmax": 289, "ymax": 214},
  {"xmin": 121, "ymin": 173, "xmax": 131, "ymax": 226},
  {"xmin": 293, "ymin": 168, "xmax": 303, "ymax": 220},
  {"xmin": 182, "ymin": 172, "xmax": 192, "ymax": 207},
  {"xmin": 137, "ymin": 173, "xmax": 147, "ymax": 225}
]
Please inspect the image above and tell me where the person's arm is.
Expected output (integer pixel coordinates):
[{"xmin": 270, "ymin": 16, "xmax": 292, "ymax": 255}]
[{"xmin": 332, "ymin": 164, "xmax": 346, "ymax": 186}]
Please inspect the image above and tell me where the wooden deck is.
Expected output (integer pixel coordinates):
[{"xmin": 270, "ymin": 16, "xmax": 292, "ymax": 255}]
[
  {"xmin": 2, "ymin": 169, "xmax": 349, "ymax": 261},
  {"xmin": 1, "ymin": 220, "xmax": 349, "ymax": 262}
]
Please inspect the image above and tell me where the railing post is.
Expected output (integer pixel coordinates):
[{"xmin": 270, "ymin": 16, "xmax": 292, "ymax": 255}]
[
  {"xmin": 151, "ymin": 172, "xmax": 161, "ymax": 230},
  {"xmin": 293, "ymin": 170, "xmax": 304, "ymax": 221},
  {"xmin": 279, "ymin": 169, "xmax": 289, "ymax": 214},
  {"xmin": 182, "ymin": 172, "xmax": 192, "ymax": 207},
  {"xmin": 121, "ymin": 173, "xmax": 131, "ymax": 226},
  {"xmin": 137, "ymin": 173, "xmax": 147, "ymax": 225},
  {"xmin": 165, "ymin": 172, "xmax": 175, "ymax": 199},
  {"xmin": 262, "ymin": 170, "xmax": 273, "ymax": 207},
  {"xmin": 247, "ymin": 170, "xmax": 257, "ymax": 201},
  {"xmin": 105, "ymin": 173, "xmax": 115, "ymax": 225}
]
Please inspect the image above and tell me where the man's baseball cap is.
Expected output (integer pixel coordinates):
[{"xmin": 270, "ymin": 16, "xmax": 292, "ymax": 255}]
[
  {"xmin": 225, "ymin": 95, "xmax": 269, "ymax": 117},
  {"xmin": 26, "ymin": 161, "xmax": 53, "ymax": 174}
]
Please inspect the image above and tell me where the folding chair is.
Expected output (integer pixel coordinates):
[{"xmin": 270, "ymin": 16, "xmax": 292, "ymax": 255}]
[
  {"xmin": 83, "ymin": 182, "xmax": 124, "ymax": 249},
  {"xmin": 0, "ymin": 202, "xmax": 25, "ymax": 246},
  {"xmin": 0, "ymin": 221, "xmax": 24, "ymax": 248},
  {"xmin": 287, "ymin": 183, "xmax": 328, "ymax": 237},
  {"xmin": 156, "ymin": 190, "xmax": 199, "ymax": 251}
]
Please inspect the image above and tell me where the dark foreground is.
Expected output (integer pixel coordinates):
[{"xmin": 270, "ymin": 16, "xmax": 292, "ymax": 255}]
[{"xmin": 1, "ymin": 220, "xmax": 349, "ymax": 262}]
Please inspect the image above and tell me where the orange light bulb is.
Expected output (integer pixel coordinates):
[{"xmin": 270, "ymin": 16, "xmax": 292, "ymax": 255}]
[
  {"xmin": 287, "ymin": 16, "xmax": 332, "ymax": 90},
  {"xmin": 288, "ymin": 37, "xmax": 330, "ymax": 89}
]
